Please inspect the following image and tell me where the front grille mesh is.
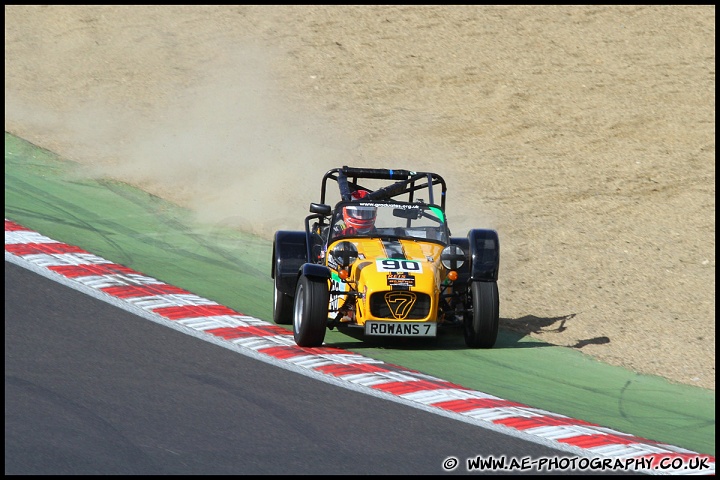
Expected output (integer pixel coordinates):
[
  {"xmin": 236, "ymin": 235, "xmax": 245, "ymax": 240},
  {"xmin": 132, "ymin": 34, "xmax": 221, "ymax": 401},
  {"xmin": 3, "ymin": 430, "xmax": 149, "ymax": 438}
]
[{"xmin": 369, "ymin": 292, "xmax": 431, "ymax": 319}]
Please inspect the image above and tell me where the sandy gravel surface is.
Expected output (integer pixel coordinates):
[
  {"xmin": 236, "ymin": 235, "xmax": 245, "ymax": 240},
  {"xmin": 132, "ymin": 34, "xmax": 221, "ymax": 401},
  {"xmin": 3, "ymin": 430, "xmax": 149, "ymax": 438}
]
[{"xmin": 5, "ymin": 5, "xmax": 715, "ymax": 390}]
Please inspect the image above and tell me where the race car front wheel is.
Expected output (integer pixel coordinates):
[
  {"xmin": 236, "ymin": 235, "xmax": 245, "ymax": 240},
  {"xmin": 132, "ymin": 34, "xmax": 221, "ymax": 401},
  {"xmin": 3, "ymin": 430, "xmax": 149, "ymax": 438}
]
[
  {"xmin": 464, "ymin": 281, "xmax": 499, "ymax": 348},
  {"xmin": 293, "ymin": 274, "xmax": 330, "ymax": 347}
]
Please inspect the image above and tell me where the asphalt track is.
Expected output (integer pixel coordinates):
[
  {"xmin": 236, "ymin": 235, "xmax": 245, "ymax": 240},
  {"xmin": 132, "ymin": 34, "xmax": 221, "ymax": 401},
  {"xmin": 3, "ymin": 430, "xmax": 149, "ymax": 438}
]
[
  {"xmin": 8, "ymin": 260, "xmax": 586, "ymax": 474},
  {"xmin": 4, "ymin": 133, "xmax": 715, "ymax": 469}
]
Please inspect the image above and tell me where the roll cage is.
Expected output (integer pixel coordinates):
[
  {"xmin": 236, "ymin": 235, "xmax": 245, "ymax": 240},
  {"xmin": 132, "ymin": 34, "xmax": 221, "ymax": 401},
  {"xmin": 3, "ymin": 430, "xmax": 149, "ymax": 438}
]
[
  {"xmin": 318, "ymin": 166, "xmax": 447, "ymax": 210},
  {"xmin": 304, "ymin": 166, "xmax": 451, "ymax": 261}
]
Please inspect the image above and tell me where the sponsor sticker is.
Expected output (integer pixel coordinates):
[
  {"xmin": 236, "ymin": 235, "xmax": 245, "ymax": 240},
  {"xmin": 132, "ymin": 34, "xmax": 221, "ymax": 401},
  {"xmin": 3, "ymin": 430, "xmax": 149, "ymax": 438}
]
[
  {"xmin": 387, "ymin": 272, "xmax": 415, "ymax": 287},
  {"xmin": 365, "ymin": 321, "xmax": 437, "ymax": 337}
]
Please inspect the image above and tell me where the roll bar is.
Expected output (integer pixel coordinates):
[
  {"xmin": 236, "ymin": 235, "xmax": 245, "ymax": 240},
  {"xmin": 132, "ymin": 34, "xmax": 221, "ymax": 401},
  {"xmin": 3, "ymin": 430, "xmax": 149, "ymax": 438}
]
[{"xmin": 320, "ymin": 166, "xmax": 447, "ymax": 209}]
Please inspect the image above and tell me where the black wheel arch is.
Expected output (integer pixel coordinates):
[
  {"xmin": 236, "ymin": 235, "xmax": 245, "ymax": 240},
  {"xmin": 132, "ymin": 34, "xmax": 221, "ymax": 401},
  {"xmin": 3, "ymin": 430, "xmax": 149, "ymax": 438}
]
[
  {"xmin": 300, "ymin": 263, "xmax": 331, "ymax": 281},
  {"xmin": 272, "ymin": 230, "xmax": 308, "ymax": 296},
  {"xmin": 467, "ymin": 228, "xmax": 500, "ymax": 282}
]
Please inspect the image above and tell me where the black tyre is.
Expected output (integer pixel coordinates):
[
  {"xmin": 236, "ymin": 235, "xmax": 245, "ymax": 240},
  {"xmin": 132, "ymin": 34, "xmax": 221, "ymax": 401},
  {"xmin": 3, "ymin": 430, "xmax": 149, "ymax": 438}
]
[
  {"xmin": 464, "ymin": 281, "xmax": 499, "ymax": 348},
  {"xmin": 273, "ymin": 274, "xmax": 293, "ymax": 325},
  {"xmin": 293, "ymin": 275, "xmax": 330, "ymax": 347}
]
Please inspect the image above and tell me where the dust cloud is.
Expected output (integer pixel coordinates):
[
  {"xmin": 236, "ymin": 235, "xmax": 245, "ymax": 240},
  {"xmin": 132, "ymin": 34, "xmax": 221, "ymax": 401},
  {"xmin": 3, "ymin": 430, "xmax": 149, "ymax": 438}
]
[
  {"xmin": 9, "ymin": 45, "xmax": 358, "ymax": 239},
  {"xmin": 110, "ymin": 50, "xmax": 362, "ymax": 238}
]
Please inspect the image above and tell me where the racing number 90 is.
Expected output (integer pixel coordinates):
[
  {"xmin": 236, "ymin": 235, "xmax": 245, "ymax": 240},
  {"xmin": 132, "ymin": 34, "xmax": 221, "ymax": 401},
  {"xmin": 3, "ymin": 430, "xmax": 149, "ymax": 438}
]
[{"xmin": 379, "ymin": 259, "xmax": 421, "ymax": 272}]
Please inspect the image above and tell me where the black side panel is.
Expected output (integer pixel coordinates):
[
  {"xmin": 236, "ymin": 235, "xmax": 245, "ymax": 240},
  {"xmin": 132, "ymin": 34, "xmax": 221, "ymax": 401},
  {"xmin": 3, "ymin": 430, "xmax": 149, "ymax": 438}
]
[
  {"xmin": 449, "ymin": 236, "xmax": 471, "ymax": 286},
  {"xmin": 468, "ymin": 229, "xmax": 500, "ymax": 281},
  {"xmin": 272, "ymin": 230, "xmax": 308, "ymax": 296}
]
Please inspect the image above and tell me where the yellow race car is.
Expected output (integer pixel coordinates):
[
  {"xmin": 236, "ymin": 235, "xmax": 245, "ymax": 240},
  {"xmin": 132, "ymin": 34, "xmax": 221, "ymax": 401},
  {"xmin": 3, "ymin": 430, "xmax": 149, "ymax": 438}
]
[{"xmin": 271, "ymin": 166, "xmax": 499, "ymax": 348}]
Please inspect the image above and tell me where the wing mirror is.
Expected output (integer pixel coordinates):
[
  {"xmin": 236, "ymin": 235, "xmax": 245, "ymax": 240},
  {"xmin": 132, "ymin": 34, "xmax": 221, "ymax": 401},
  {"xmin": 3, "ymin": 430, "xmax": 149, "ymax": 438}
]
[
  {"xmin": 393, "ymin": 207, "xmax": 420, "ymax": 219},
  {"xmin": 309, "ymin": 203, "xmax": 332, "ymax": 215}
]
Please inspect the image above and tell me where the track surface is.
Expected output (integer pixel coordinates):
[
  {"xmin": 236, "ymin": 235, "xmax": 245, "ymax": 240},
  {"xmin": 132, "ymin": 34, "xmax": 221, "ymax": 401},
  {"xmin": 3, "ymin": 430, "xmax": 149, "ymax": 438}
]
[{"xmin": 9, "ymin": 260, "xmax": 572, "ymax": 475}]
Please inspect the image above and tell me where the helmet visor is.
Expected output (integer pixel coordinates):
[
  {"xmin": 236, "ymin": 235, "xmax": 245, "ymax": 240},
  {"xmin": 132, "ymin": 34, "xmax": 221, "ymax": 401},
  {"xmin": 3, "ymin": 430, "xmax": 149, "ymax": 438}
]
[{"xmin": 346, "ymin": 206, "xmax": 376, "ymax": 220}]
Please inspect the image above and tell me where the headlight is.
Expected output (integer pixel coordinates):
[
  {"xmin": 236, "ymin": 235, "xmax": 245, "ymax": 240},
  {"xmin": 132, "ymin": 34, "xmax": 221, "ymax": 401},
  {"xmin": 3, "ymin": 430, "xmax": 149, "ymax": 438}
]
[
  {"xmin": 441, "ymin": 244, "xmax": 465, "ymax": 270},
  {"xmin": 331, "ymin": 241, "xmax": 358, "ymax": 267}
]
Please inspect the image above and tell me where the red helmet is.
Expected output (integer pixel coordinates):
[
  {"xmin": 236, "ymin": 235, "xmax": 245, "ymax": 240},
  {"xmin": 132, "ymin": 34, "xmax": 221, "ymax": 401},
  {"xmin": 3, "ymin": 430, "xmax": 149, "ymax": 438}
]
[
  {"xmin": 351, "ymin": 189, "xmax": 369, "ymax": 199},
  {"xmin": 343, "ymin": 205, "xmax": 377, "ymax": 233}
]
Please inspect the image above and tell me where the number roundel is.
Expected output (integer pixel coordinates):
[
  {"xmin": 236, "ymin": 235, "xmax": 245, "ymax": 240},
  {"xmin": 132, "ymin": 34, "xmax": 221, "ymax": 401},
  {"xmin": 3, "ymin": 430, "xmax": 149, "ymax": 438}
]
[
  {"xmin": 331, "ymin": 241, "xmax": 358, "ymax": 267},
  {"xmin": 376, "ymin": 259, "xmax": 422, "ymax": 273}
]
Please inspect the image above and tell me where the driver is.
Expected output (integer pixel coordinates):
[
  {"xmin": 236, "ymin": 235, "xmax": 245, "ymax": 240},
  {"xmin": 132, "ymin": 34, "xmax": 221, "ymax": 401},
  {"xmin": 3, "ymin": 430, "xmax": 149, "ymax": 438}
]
[{"xmin": 335, "ymin": 205, "xmax": 377, "ymax": 236}]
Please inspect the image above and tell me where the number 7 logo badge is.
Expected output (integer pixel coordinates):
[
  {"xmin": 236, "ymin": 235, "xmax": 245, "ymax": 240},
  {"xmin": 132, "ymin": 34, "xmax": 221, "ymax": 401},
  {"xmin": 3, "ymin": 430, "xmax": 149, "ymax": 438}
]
[{"xmin": 384, "ymin": 291, "xmax": 417, "ymax": 319}]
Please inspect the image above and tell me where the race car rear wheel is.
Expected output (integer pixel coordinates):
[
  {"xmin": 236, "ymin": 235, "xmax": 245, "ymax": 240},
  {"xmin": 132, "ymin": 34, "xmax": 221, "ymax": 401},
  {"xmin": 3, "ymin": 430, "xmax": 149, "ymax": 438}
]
[
  {"xmin": 464, "ymin": 281, "xmax": 499, "ymax": 348},
  {"xmin": 293, "ymin": 274, "xmax": 330, "ymax": 347},
  {"xmin": 273, "ymin": 274, "xmax": 293, "ymax": 325}
]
